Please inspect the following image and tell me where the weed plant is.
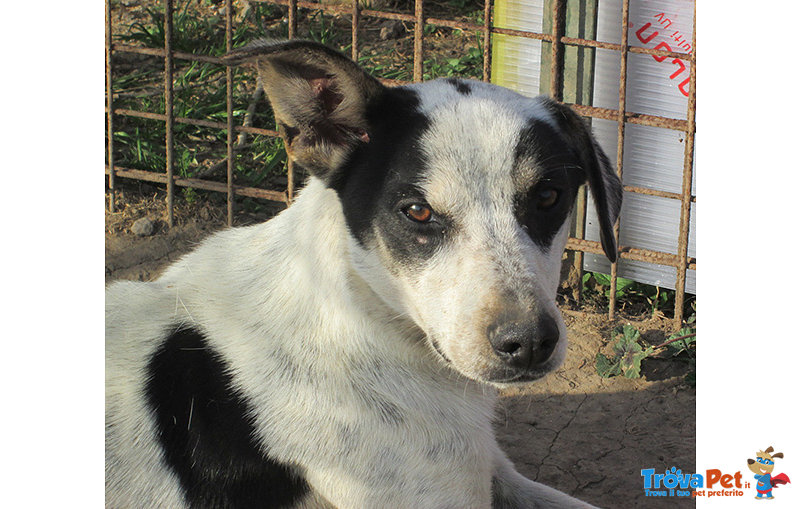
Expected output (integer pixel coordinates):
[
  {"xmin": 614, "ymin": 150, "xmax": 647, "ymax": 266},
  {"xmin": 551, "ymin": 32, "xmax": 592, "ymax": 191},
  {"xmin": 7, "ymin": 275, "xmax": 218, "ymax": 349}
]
[
  {"xmin": 595, "ymin": 321, "xmax": 696, "ymax": 386},
  {"xmin": 579, "ymin": 271, "xmax": 695, "ymax": 321}
]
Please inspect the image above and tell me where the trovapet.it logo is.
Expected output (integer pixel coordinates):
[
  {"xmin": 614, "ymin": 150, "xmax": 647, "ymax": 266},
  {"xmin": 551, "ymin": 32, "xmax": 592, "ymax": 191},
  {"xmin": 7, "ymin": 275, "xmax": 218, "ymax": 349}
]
[
  {"xmin": 641, "ymin": 445, "xmax": 792, "ymax": 499},
  {"xmin": 641, "ymin": 467, "xmax": 745, "ymax": 498}
]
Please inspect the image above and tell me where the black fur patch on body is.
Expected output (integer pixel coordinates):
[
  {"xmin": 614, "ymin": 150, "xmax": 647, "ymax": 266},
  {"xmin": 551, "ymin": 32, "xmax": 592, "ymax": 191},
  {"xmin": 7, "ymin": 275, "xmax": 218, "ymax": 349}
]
[{"xmin": 146, "ymin": 326, "xmax": 309, "ymax": 508}]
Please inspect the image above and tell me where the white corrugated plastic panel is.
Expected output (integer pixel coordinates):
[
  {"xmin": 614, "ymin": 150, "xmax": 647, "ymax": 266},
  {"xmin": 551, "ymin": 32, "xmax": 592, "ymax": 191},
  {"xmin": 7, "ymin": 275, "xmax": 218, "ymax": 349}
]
[
  {"xmin": 491, "ymin": 0, "xmax": 695, "ymax": 294},
  {"xmin": 585, "ymin": 0, "xmax": 695, "ymax": 293},
  {"xmin": 490, "ymin": 0, "xmax": 545, "ymax": 96}
]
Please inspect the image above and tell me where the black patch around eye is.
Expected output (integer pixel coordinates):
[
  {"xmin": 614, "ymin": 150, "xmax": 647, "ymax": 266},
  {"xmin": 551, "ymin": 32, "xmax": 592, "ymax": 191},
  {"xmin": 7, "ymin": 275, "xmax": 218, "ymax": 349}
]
[
  {"xmin": 330, "ymin": 88, "xmax": 451, "ymax": 266},
  {"xmin": 387, "ymin": 191, "xmax": 450, "ymax": 261},
  {"xmin": 517, "ymin": 184, "xmax": 576, "ymax": 247},
  {"xmin": 330, "ymin": 87, "xmax": 430, "ymax": 248},
  {"xmin": 513, "ymin": 119, "xmax": 587, "ymax": 248}
]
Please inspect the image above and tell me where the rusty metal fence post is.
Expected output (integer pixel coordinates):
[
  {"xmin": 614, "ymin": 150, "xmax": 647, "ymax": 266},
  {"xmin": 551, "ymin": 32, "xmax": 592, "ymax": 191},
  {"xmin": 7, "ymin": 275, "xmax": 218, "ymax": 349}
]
[
  {"xmin": 226, "ymin": 0, "xmax": 235, "ymax": 227},
  {"xmin": 414, "ymin": 0, "xmax": 425, "ymax": 82},
  {"xmin": 482, "ymin": 0, "xmax": 492, "ymax": 82},
  {"xmin": 548, "ymin": 0, "xmax": 564, "ymax": 102},
  {"xmin": 285, "ymin": 0, "xmax": 299, "ymax": 204},
  {"xmin": 106, "ymin": 0, "xmax": 116, "ymax": 213},
  {"xmin": 164, "ymin": 0, "xmax": 176, "ymax": 227},
  {"xmin": 607, "ymin": 0, "xmax": 630, "ymax": 320},
  {"xmin": 351, "ymin": 0, "xmax": 360, "ymax": 61},
  {"xmin": 674, "ymin": 5, "xmax": 696, "ymax": 325}
]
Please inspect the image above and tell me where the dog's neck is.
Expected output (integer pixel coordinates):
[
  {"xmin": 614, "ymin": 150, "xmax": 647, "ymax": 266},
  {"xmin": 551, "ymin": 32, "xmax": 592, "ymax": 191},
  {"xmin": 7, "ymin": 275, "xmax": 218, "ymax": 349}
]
[{"xmin": 293, "ymin": 178, "xmax": 429, "ymax": 341}]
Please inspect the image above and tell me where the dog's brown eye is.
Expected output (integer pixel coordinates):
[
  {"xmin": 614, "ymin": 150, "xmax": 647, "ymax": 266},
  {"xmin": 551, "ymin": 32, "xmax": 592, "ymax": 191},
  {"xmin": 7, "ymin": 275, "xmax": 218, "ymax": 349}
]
[
  {"xmin": 403, "ymin": 203, "xmax": 433, "ymax": 223},
  {"xmin": 535, "ymin": 188, "xmax": 559, "ymax": 210}
]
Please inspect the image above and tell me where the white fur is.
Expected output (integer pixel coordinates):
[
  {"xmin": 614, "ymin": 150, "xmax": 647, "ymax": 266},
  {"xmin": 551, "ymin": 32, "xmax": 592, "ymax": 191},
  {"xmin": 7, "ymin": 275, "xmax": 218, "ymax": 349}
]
[
  {"xmin": 349, "ymin": 80, "xmax": 571, "ymax": 383},
  {"xmin": 106, "ymin": 78, "xmax": 599, "ymax": 508}
]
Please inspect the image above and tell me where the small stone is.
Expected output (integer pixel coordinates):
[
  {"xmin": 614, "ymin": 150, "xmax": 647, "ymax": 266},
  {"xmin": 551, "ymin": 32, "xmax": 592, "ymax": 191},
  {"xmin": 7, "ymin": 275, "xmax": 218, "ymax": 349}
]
[{"xmin": 131, "ymin": 217, "xmax": 155, "ymax": 237}]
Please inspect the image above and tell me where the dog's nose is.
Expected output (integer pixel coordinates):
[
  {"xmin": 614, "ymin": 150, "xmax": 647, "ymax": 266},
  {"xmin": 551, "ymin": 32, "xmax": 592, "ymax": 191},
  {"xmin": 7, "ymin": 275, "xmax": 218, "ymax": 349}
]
[{"xmin": 488, "ymin": 315, "xmax": 559, "ymax": 369}]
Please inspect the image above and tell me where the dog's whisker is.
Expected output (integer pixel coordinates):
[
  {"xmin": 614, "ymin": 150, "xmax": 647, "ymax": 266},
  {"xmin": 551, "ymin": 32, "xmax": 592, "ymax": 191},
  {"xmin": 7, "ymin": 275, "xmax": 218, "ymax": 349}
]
[{"xmin": 187, "ymin": 397, "xmax": 194, "ymax": 431}]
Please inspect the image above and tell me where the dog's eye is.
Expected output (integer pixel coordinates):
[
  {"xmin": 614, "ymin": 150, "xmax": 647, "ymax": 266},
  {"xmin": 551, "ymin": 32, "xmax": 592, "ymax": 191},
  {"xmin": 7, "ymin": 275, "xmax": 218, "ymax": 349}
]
[
  {"xmin": 535, "ymin": 188, "xmax": 560, "ymax": 210},
  {"xmin": 403, "ymin": 203, "xmax": 433, "ymax": 223}
]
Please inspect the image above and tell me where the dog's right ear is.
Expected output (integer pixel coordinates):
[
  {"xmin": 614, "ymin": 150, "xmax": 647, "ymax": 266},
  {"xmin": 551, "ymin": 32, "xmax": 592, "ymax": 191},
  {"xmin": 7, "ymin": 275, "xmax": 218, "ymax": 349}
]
[
  {"xmin": 224, "ymin": 39, "xmax": 385, "ymax": 182},
  {"xmin": 540, "ymin": 98, "xmax": 623, "ymax": 262}
]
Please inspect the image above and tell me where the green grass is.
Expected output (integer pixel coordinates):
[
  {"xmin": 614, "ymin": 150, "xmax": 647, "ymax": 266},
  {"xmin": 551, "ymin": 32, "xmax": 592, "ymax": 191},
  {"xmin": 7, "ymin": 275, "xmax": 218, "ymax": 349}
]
[
  {"xmin": 109, "ymin": 1, "xmax": 486, "ymax": 193},
  {"xmin": 423, "ymin": 40, "xmax": 483, "ymax": 80},
  {"xmin": 110, "ymin": 1, "xmax": 289, "ymax": 190}
]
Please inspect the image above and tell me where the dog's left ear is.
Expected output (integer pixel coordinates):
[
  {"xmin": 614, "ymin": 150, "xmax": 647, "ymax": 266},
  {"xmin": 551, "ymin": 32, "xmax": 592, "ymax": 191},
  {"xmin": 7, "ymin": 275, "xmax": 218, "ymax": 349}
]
[
  {"xmin": 542, "ymin": 99, "xmax": 623, "ymax": 262},
  {"xmin": 224, "ymin": 39, "xmax": 385, "ymax": 182}
]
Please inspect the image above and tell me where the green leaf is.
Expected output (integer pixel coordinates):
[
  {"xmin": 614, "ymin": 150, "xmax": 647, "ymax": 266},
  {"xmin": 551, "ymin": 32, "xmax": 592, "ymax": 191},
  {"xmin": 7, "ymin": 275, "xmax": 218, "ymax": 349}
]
[
  {"xmin": 623, "ymin": 325, "xmax": 642, "ymax": 344},
  {"xmin": 669, "ymin": 327, "xmax": 696, "ymax": 342},
  {"xmin": 593, "ymin": 272, "xmax": 611, "ymax": 286},
  {"xmin": 616, "ymin": 277, "xmax": 636, "ymax": 292},
  {"xmin": 666, "ymin": 327, "xmax": 696, "ymax": 356},
  {"xmin": 611, "ymin": 324, "xmax": 641, "ymax": 356},
  {"xmin": 608, "ymin": 326, "xmax": 648, "ymax": 379},
  {"xmin": 616, "ymin": 335, "xmax": 640, "ymax": 358},
  {"xmin": 595, "ymin": 353, "xmax": 621, "ymax": 378},
  {"xmin": 624, "ymin": 344, "xmax": 654, "ymax": 379},
  {"xmin": 621, "ymin": 349, "xmax": 649, "ymax": 378}
]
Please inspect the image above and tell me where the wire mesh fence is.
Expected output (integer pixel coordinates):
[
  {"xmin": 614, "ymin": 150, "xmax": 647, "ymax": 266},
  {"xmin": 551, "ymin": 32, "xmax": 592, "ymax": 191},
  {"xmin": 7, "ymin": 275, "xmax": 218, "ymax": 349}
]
[{"xmin": 105, "ymin": 0, "xmax": 695, "ymax": 323}]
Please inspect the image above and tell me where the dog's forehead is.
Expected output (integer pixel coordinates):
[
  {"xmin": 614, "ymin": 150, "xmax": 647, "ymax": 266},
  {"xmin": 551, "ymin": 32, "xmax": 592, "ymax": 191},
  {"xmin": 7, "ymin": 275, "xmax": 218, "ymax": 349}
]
[
  {"xmin": 405, "ymin": 79, "xmax": 562, "ymax": 213},
  {"xmin": 409, "ymin": 79, "xmax": 552, "ymax": 116}
]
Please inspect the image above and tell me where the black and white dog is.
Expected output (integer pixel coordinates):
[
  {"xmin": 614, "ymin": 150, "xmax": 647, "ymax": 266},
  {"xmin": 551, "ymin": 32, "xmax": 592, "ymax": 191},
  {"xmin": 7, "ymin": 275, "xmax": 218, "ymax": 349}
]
[{"xmin": 106, "ymin": 40, "xmax": 622, "ymax": 508}]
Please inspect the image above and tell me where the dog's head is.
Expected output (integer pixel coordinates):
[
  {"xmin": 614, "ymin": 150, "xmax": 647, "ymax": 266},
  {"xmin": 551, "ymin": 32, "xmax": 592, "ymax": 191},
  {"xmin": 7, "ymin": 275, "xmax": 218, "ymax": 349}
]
[{"xmin": 226, "ymin": 40, "xmax": 622, "ymax": 385}]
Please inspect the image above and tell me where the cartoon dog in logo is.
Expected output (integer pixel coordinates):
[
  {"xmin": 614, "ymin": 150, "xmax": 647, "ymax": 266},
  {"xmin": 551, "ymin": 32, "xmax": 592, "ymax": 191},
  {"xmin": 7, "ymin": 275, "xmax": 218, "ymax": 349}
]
[{"xmin": 747, "ymin": 446, "xmax": 791, "ymax": 500}]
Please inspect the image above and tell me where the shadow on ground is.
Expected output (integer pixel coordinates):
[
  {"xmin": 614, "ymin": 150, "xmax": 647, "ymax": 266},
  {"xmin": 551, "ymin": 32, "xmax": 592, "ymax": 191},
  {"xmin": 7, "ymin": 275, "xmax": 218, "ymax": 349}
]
[{"xmin": 496, "ymin": 387, "xmax": 695, "ymax": 508}]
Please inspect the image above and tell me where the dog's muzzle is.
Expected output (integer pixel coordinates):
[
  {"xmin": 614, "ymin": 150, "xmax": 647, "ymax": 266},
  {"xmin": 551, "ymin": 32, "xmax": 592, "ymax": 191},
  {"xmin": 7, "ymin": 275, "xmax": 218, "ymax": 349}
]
[{"xmin": 487, "ymin": 315, "xmax": 559, "ymax": 373}]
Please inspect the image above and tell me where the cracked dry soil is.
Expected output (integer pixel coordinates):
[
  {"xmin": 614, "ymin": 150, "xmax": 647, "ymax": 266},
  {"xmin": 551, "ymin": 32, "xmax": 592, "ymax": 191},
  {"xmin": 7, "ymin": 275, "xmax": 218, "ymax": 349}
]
[{"xmin": 106, "ymin": 189, "xmax": 695, "ymax": 508}]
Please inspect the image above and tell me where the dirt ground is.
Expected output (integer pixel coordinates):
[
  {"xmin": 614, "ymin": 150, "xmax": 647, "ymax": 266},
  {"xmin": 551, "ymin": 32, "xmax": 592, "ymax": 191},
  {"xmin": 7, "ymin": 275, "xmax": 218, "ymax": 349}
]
[{"xmin": 105, "ymin": 188, "xmax": 695, "ymax": 508}]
